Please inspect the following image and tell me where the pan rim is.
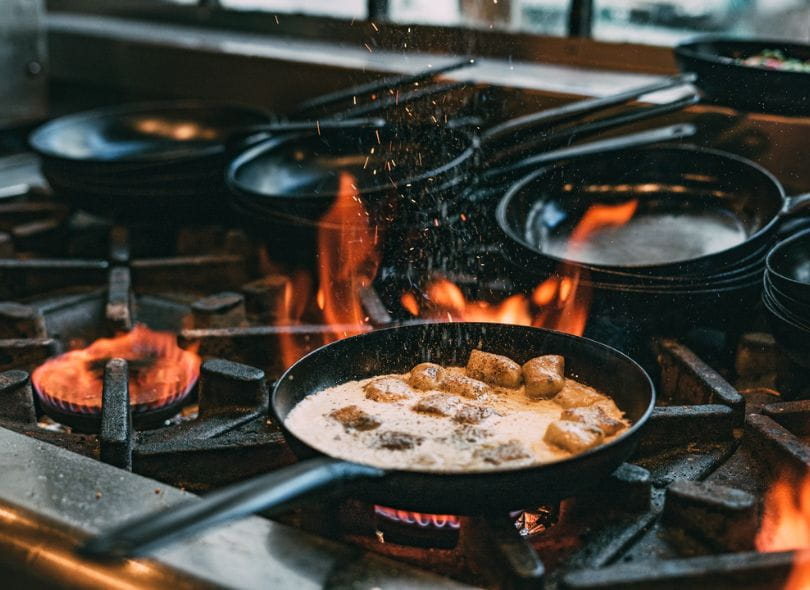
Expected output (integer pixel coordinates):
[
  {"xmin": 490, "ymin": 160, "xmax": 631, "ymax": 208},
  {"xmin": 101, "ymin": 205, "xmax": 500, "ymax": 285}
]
[
  {"xmin": 272, "ymin": 321, "xmax": 656, "ymax": 477},
  {"xmin": 495, "ymin": 144, "xmax": 785, "ymax": 274},
  {"xmin": 766, "ymin": 228, "xmax": 810, "ymax": 290},
  {"xmin": 29, "ymin": 100, "xmax": 274, "ymax": 164}
]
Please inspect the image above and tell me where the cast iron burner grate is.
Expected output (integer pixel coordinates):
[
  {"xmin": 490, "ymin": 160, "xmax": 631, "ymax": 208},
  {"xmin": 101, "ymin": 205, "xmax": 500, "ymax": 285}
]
[{"xmin": 0, "ymin": 177, "xmax": 807, "ymax": 589}]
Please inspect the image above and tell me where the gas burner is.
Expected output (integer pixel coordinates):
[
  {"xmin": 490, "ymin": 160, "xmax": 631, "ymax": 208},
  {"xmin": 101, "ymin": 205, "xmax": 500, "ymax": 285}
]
[
  {"xmin": 373, "ymin": 506, "xmax": 462, "ymax": 548},
  {"xmin": 31, "ymin": 324, "xmax": 200, "ymax": 431},
  {"xmin": 368, "ymin": 505, "xmax": 559, "ymax": 549}
]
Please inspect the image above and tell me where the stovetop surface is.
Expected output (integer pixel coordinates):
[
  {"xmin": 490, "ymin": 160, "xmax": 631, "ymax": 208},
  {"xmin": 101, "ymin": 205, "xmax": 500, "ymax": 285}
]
[{"xmin": 0, "ymin": 144, "xmax": 808, "ymax": 590}]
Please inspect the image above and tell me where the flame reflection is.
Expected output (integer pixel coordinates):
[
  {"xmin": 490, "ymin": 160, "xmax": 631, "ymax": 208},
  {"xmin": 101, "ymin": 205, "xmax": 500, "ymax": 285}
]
[{"xmin": 276, "ymin": 172, "xmax": 378, "ymax": 369}]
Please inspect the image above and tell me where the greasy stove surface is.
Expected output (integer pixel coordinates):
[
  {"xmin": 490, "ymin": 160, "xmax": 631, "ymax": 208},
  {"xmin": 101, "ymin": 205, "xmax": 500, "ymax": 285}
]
[
  {"xmin": 0, "ymin": 151, "xmax": 808, "ymax": 590},
  {"xmin": 0, "ymin": 425, "xmax": 469, "ymax": 590}
]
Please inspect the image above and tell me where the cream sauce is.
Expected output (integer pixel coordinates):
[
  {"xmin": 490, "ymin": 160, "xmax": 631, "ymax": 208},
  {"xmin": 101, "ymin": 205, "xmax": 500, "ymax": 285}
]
[{"xmin": 285, "ymin": 367, "xmax": 629, "ymax": 473}]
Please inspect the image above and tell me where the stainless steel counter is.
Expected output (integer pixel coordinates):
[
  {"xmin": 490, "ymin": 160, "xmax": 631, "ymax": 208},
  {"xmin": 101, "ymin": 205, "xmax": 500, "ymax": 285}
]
[{"xmin": 0, "ymin": 426, "xmax": 474, "ymax": 589}]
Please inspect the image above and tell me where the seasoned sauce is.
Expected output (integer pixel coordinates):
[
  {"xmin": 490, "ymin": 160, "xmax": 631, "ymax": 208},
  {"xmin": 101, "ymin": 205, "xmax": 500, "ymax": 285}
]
[{"xmin": 285, "ymin": 358, "xmax": 629, "ymax": 473}]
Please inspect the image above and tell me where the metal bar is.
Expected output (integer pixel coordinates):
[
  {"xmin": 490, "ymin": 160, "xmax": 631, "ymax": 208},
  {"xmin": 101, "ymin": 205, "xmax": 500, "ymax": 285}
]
[
  {"xmin": 0, "ymin": 302, "xmax": 47, "ymax": 339},
  {"xmin": 0, "ymin": 370, "xmax": 36, "ymax": 425},
  {"xmin": 99, "ymin": 358, "xmax": 133, "ymax": 470},
  {"xmin": 656, "ymin": 339, "xmax": 745, "ymax": 423},
  {"xmin": 294, "ymin": 58, "xmax": 474, "ymax": 116},
  {"xmin": 197, "ymin": 358, "xmax": 267, "ymax": 419},
  {"xmin": 567, "ymin": 0, "xmax": 594, "ymax": 37},
  {"xmin": 746, "ymin": 414, "xmax": 810, "ymax": 477},
  {"xmin": 482, "ymin": 514, "xmax": 545, "ymax": 589},
  {"xmin": 191, "ymin": 292, "xmax": 247, "ymax": 330},
  {"xmin": 367, "ymin": 0, "xmax": 389, "ymax": 21},
  {"xmin": 480, "ymin": 73, "xmax": 696, "ymax": 146},
  {"xmin": 483, "ymin": 94, "xmax": 699, "ymax": 167},
  {"xmin": 340, "ymin": 79, "xmax": 474, "ymax": 118},
  {"xmin": 562, "ymin": 550, "xmax": 797, "ymax": 589},
  {"xmin": 639, "ymin": 405, "xmax": 735, "ymax": 450},
  {"xmin": 106, "ymin": 266, "xmax": 133, "ymax": 333},
  {"xmin": 0, "ymin": 338, "xmax": 59, "ymax": 372}
]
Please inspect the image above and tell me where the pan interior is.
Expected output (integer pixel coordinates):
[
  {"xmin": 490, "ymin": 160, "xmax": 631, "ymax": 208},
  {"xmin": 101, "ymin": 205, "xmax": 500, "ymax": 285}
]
[
  {"xmin": 32, "ymin": 104, "xmax": 270, "ymax": 162},
  {"xmin": 514, "ymin": 147, "xmax": 781, "ymax": 268},
  {"xmin": 232, "ymin": 126, "xmax": 471, "ymax": 199},
  {"xmin": 534, "ymin": 194, "xmax": 749, "ymax": 266},
  {"xmin": 273, "ymin": 323, "xmax": 654, "ymax": 472}
]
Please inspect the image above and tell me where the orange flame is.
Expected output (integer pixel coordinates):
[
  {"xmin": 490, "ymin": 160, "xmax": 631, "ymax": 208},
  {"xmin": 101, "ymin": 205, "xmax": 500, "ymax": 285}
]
[
  {"xmin": 757, "ymin": 471, "xmax": 810, "ymax": 590},
  {"xmin": 569, "ymin": 200, "xmax": 639, "ymax": 244},
  {"xmin": 276, "ymin": 172, "xmax": 379, "ymax": 369},
  {"xmin": 403, "ymin": 199, "xmax": 639, "ymax": 336},
  {"xmin": 318, "ymin": 172, "xmax": 379, "ymax": 330},
  {"xmin": 31, "ymin": 324, "xmax": 200, "ymax": 413},
  {"xmin": 276, "ymin": 270, "xmax": 314, "ymax": 370}
]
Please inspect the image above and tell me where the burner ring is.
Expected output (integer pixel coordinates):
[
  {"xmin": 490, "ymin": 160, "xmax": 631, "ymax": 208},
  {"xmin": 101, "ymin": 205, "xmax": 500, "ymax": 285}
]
[
  {"xmin": 31, "ymin": 324, "xmax": 201, "ymax": 432},
  {"xmin": 35, "ymin": 389, "xmax": 195, "ymax": 433}
]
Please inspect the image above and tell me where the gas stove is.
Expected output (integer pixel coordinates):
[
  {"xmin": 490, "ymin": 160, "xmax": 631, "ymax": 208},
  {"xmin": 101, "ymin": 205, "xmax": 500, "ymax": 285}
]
[{"xmin": 0, "ymin": 140, "xmax": 809, "ymax": 590}]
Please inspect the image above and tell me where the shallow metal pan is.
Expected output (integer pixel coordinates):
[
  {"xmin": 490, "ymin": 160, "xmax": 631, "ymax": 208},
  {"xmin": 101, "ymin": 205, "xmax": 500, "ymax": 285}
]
[
  {"xmin": 674, "ymin": 36, "xmax": 810, "ymax": 115},
  {"xmin": 81, "ymin": 322, "xmax": 654, "ymax": 559}
]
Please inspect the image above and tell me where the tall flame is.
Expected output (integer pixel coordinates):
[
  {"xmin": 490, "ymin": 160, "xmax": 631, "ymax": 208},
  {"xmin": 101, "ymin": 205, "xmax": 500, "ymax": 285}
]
[
  {"xmin": 318, "ymin": 172, "xmax": 379, "ymax": 330},
  {"xmin": 276, "ymin": 172, "xmax": 378, "ymax": 369},
  {"xmin": 402, "ymin": 199, "xmax": 639, "ymax": 336},
  {"xmin": 757, "ymin": 471, "xmax": 810, "ymax": 590},
  {"xmin": 31, "ymin": 324, "xmax": 200, "ymax": 414}
]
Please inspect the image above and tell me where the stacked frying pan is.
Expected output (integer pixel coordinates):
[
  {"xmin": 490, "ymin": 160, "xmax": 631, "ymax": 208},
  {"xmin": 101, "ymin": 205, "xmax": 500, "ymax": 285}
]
[
  {"xmin": 28, "ymin": 100, "xmax": 383, "ymax": 222},
  {"xmin": 29, "ymin": 61, "xmax": 476, "ymax": 224},
  {"xmin": 226, "ymin": 122, "xmax": 478, "ymax": 267},
  {"xmin": 763, "ymin": 230, "xmax": 810, "ymax": 368},
  {"xmin": 29, "ymin": 101, "xmax": 275, "ymax": 221},
  {"xmin": 496, "ymin": 145, "xmax": 810, "ymax": 335}
]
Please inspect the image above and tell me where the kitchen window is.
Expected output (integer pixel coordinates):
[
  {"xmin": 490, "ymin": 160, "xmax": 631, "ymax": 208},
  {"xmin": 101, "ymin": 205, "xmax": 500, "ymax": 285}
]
[{"xmin": 107, "ymin": 0, "xmax": 810, "ymax": 45}]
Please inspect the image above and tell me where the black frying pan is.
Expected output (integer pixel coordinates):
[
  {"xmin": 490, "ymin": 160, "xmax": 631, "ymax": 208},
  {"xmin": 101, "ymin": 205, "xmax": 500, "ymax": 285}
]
[
  {"xmin": 29, "ymin": 101, "xmax": 383, "ymax": 166},
  {"xmin": 80, "ymin": 322, "xmax": 655, "ymax": 559},
  {"xmin": 496, "ymin": 145, "xmax": 810, "ymax": 279},
  {"xmin": 674, "ymin": 36, "xmax": 810, "ymax": 116},
  {"xmin": 766, "ymin": 229, "xmax": 810, "ymax": 304},
  {"xmin": 227, "ymin": 122, "xmax": 476, "ymax": 224}
]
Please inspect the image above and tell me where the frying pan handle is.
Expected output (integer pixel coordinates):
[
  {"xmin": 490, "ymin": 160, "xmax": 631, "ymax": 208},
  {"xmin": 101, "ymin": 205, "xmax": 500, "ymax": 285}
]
[
  {"xmin": 225, "ymin": 117, "xmax": 387, "ymax": 152},
  {"xmin": 479, "ymin": 123, "xmax": 696, "ymax": 184},
  {"xmin": 481, "ymin": 93, "xmax": 699, "ymax": 169},
  {"xmin": 782, "ymin": 193, "xmax": 810, "ymax": 217},
  {"xmin": 479, "ymin": 72, "xmax": 697, "ymax": 145},
  {"xmin": 79, "ymin": 457, "xmax": 385, "ymax": 560}
]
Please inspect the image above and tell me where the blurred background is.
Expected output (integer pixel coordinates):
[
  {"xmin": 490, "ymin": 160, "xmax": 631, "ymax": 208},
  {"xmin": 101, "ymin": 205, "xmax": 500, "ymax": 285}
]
[{"xmin": 220, "ymin": 0, "xmax": 810, "ymax": 44}]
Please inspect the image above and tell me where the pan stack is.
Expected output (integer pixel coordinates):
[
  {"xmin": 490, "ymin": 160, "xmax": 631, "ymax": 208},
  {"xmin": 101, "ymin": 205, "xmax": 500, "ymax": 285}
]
[
  {"xmin": 29, "ymin": 102, "xmax": 273, "ymax": 221},
  {"xmin": 496, "ymin": 145, "xmax": 777, "ymax": 337},
  {"xmin": 764, "ymin": 230, "xmax": 810, "ymax": 369}
]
